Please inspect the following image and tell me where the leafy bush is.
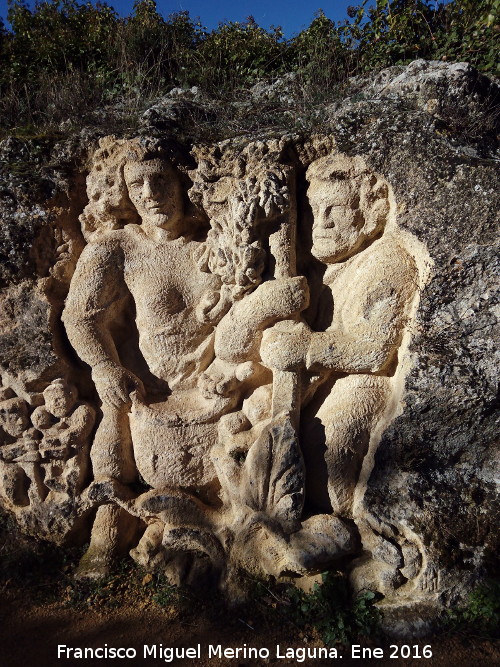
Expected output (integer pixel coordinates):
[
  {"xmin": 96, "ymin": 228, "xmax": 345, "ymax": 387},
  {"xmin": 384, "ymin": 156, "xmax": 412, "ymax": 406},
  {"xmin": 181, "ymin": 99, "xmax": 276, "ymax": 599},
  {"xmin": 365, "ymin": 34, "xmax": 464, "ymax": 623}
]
[
  {"xmin": 446, "ymin": 579, "xmax": 500, "ymax": 636},
  {"xmin": 5, "ymin": 0, "xmax": 117, "ymax": 82},
  {"xmin": 186, "ymin": 17, "xmax": 287, "ymax": 92},
  {"xmin": 345, "ymin": 0, "xmax": 499, "ymax": 74}
]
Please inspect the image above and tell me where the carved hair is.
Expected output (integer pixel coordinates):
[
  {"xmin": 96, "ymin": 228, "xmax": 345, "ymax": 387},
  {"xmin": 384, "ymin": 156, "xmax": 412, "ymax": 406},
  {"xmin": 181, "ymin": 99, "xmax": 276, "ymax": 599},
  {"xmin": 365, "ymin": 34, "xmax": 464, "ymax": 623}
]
[
  {"xmin": 80, "ymin": 138, "xmax": 181, "ymax": 242},
  {"xmin": 190, "ymin": 144, "xmax": 293, "ymax": 315}
]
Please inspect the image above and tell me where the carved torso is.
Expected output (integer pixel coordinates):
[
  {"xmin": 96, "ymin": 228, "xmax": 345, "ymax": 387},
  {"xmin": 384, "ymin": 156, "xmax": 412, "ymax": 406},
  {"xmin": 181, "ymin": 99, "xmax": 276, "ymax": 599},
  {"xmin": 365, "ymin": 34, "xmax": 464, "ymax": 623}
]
[
  {"xmin": 307, "ymin": 234, "xmax": 419, "ymax": 376},
  {"xmin": 120, "ymin": 227, "xmax": 219, "ymax": 388},
  {"xmin": 63, "ymin": 226, "xmax": 220, "ymax": 391},
  {"xmin": 326, "ymin": 236, "xmax": 417, "ymax": 344}
]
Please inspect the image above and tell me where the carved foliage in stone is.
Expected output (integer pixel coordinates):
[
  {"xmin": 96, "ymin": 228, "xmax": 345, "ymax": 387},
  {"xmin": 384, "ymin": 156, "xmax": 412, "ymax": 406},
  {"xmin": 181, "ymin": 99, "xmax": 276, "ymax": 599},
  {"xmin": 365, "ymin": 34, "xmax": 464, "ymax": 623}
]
[{"xmin": 0, "ymin": 136, "xmax": 432, "ymax": 598}]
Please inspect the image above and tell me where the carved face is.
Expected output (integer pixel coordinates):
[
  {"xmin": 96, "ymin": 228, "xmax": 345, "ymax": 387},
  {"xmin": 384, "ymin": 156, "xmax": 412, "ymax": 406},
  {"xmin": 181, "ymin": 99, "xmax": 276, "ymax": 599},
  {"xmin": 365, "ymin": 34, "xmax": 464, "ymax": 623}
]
[
  {"xmin": 124, "ymin": 159, "xmax": 183, "ymax": 232},
  {"xmin": 0, "ymin": 398, "xmax": 30, "ymax": 437},
  {"xmin": 87, "ymin": 167, "xmax": 123, "ymax": 219},
  {"xmin": 43, "ymin": 381, "xmax": 77, "ymax": 418},
  {"xmin": 308, "ymin": 172, "xmax": 389, "ymax": 263}
]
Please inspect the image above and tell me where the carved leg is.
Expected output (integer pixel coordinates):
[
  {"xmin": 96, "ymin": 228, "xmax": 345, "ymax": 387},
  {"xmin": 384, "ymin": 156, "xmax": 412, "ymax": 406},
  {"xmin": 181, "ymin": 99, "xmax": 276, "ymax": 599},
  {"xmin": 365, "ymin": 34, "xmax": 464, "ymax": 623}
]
[
  {"xmin": 91, "ymin": 404, "xmax": 136, "ymax": 484},
  {"xmin": 20, "ymin": 462, "xmax": 48, "ymax": 504},
  {"xmin": 130, "ymin": 521, "xmax": 166, "ymax": 570},
  {"xmin": 77, "ymin": 504, "xmax": 140, "ymax": 579},
  {"xmin": 302, "ymin": 376, "xmax": 390, "ymax": 516},
  {"xmin": 0, "ymin": 461, "xmax": 30, "ymax": 507}
]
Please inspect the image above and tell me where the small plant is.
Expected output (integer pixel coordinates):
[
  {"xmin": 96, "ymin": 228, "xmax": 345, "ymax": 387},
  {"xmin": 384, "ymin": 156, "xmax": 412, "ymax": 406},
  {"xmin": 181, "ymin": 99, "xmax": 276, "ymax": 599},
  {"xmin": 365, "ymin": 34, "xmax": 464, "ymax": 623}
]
[
  {"xmin": 446, "ymin": 579, "xmax": 500, "ymax": 637},
  {"xmin": 150, "ymin": 574, "xmax": 180, "ymax": 608},
  {"xmin": 64, "ymin": 573, "xmax": 118, "ymax": 609},
  {"xmin": 284, "ymin": 571, "xmax": 380, "ymax": 646}
]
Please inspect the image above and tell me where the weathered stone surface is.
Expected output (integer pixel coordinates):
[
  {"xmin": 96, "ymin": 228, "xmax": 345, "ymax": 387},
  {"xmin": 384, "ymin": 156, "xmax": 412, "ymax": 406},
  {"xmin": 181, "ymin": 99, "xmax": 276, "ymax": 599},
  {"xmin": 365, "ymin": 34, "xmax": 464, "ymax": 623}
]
[{"xmin": 0, "ymin": 61, "xmax": 497, "ymax": 627}]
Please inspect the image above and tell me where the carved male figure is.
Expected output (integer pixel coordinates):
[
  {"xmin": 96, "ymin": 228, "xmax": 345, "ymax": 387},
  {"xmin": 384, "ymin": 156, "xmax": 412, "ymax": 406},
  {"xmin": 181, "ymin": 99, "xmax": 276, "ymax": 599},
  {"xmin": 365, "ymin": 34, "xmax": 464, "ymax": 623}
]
[{"xmin": 261, "ymin": 154, "xmax": 419, "ymax": 516}]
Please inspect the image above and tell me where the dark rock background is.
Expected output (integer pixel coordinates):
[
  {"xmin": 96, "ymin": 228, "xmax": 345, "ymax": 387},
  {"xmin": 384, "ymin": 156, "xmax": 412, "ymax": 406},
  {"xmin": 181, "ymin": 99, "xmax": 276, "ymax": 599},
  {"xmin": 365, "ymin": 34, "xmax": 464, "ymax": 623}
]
[{"xmin": 328, "ymin": 61, "xmax": 498, "ymax": 608}]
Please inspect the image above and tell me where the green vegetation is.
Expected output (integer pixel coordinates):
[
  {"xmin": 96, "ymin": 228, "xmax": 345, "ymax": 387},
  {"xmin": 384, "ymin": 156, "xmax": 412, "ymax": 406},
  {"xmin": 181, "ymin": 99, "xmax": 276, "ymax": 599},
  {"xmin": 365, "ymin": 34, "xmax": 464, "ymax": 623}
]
[
  {"xmin": 1, "ymin": 505, "xmax": 498, "ymax": 645},
  {"xmin": 0, "ymin": 0, "xmax": 498, "ymax": 134},
  {"xmin": 283, "ymin": 572, "xmax": 381, "ymax": 646},
  {"xmin": 63, "ymin": 562, "xmax": 183, "ymax": 611},
  {"xmin": 446, "ymin": 579, "xmax": 500, "ymax": 637}
]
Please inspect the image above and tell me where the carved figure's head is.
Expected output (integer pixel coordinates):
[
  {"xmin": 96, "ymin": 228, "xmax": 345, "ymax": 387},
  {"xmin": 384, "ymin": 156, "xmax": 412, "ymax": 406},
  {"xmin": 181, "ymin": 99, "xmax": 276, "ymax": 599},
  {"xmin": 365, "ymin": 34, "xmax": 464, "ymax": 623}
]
[
  {"xmin": 124, "ymin": 156, "xmax": 183, "ymax": 235},
  {"xmin": 43, "ymin": 379, "xmax": 77, "ymax": 418},
  {"xmin": 306, "ymin": 154, "xmax": 391, "ymax": 263},
  {"xmin": 80, "ymin": 138, "xmax": 139, "ymax": 241},
  {"xmin": 81, "ymin": 138, "xmax": 184, "ymax": 240},
  {"xmin": 0, "ymin": 397, "xmax": 30, "ymax": 437}
]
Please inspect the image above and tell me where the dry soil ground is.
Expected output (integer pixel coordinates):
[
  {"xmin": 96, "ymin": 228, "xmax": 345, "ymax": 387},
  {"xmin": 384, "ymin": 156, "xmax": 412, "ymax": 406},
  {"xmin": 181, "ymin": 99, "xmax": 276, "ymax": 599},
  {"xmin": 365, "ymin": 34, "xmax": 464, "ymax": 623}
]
[
  {"xmin": 0, "ymin": 522, "xmax": 498, "ymax": 667},
  {"xmin": 1, "ymin": 582, "xmax": 499, "ymax": 667}
]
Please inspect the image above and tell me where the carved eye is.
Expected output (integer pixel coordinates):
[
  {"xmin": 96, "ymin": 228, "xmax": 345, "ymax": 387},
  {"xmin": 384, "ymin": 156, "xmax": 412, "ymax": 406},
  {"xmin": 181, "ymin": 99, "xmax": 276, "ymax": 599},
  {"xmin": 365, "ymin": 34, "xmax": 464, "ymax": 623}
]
[
  {"xmin": 155, "ymin": 174, "xmax": 168, "ymax": 186},
  {"xmin": 353, "ymin": 209, "xmax": 364, "ymax": 229}
]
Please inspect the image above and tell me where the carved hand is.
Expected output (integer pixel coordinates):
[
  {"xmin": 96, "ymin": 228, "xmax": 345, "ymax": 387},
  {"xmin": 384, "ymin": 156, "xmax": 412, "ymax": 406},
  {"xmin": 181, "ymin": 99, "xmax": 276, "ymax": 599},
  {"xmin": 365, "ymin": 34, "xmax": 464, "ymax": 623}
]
[
  {"xmin": 252, "ymin": 276, "xmax": 310, "ymax": 322},
  {"xmin": 260, "ymin": 321, "xmax": 312, "ymax": 371},
  {"xmin": 213, "ymin": 276, "xmax": 310, "ymax": 364},
  {"xmin": 92, "ymin": 362, "xmax": 145, "ymax": 408},
  {"xmin": 198, "ymin": 360, "xmax": 238, "ymax": 398}
]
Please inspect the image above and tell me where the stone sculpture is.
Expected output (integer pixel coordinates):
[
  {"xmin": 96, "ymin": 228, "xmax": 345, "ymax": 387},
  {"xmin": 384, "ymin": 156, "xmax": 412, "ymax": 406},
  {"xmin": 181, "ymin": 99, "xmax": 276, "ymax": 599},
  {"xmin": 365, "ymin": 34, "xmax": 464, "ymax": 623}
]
[
  {"xmin": 262, "ymin": 155, "xmax": 420, "ymax": 516},
  {"xmin": 0, "ymin": 379, "xmax": 94, "ymax": 522},
  {"xmin": 0, "ymin": 135, "xmax": 431, "ymax": 595}
]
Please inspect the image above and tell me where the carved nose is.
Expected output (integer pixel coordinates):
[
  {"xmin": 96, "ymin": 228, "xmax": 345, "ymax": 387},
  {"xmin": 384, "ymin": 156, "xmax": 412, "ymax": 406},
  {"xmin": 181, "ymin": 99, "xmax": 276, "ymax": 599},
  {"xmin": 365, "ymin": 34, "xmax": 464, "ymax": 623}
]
[
  {"xmin": 318, "ymin": 205, "xmax": 334, "ymax": 228},
  {"xmin": 143, "ymin": 180, "xmax": 154, "ymax": 199}
]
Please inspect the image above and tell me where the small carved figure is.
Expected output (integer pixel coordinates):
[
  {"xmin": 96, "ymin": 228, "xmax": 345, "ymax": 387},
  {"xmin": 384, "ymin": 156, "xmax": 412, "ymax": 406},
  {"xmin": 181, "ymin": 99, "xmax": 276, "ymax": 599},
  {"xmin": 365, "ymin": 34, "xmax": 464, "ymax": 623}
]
[
  {"xmin": 0, "ymin": 380, "xmax": 94, "ymax": 507},
  {"xmin": 0, "ymin": 390, "xmax": 38, "ymax": 506},
  {"xmin": 32, "ymin": 378, "xmax": 95, "ymax": 495}
]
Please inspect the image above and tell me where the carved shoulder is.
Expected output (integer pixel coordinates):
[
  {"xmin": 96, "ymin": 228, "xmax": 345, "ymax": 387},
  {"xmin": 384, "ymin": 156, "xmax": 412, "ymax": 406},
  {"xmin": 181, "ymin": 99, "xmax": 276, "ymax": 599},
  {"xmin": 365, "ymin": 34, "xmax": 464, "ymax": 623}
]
[
  {"xmin": 332, "ymin": 238, "xmax": 419, "ymax": 333},
  {"xmin": 63, "ymin": 236, "xmax": 127, "ymax": 322}
]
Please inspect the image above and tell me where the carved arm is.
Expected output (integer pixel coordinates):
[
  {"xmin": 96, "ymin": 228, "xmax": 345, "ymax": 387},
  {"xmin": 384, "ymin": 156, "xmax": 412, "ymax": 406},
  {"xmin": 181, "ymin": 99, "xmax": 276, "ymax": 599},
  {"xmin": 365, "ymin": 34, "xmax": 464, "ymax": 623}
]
[
  {"xmin": 213, "ymin": 276, "xmax": 309, "ymax": 364},
  {"xmin": 62, "ymin": 239, "xmax": 144, "ymax": 406}
]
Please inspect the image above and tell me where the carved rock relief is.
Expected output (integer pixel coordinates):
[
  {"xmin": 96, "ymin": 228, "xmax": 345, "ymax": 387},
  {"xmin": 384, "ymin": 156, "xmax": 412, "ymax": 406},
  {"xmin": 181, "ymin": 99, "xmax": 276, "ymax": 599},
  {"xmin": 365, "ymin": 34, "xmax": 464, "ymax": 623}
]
[{"xmin": 0, "ymin": 136, "xmax": 432, "ymax": 597}]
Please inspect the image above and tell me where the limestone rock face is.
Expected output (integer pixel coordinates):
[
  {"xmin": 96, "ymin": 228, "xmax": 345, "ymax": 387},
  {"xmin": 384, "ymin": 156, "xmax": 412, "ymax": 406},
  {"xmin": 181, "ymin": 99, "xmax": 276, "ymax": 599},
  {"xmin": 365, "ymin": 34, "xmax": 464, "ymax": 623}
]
[{"xmin": 0, "ymin": 61, "xmax": 497, "ymax": 620}]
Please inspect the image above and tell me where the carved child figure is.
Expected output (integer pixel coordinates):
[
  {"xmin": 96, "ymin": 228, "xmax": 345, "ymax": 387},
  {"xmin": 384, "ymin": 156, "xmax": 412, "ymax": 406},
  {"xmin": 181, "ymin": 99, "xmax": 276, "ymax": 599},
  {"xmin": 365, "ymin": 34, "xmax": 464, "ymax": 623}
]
[
  {"xmin": 261, "ymin": 154, "xmax": 419, "ymax": 516},
  {"xmin": 0, "ymin": 388, "xmax": 39, "ymax": 506},
  {"xmin": 31, "ymin": 378, "xmax": 95, "ymax": 495}
]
